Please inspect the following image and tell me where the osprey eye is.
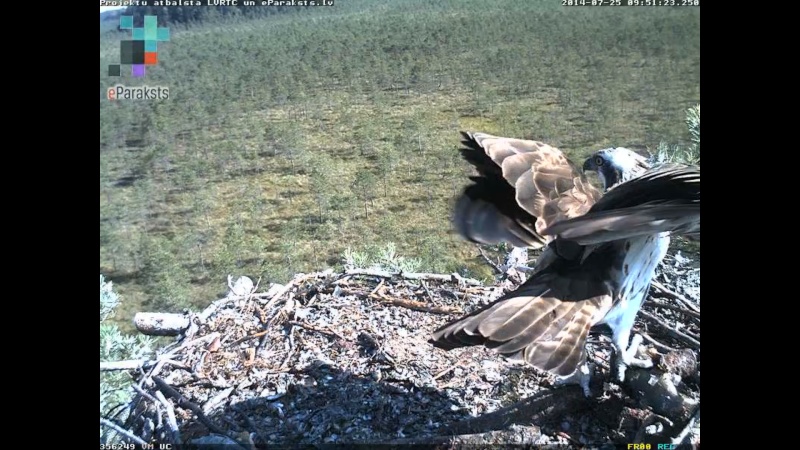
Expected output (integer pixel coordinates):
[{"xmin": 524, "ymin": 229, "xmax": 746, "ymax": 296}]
[{"xmin": 595, "ymin": 156, "xmax": 604, "ymax": 166}]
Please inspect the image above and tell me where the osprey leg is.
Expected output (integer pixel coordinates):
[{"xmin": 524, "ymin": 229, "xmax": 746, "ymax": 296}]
[
  {"xmin": 554, "ymin": 361, "xmax": 594, "ymax": 398},
  {"xmin": 614, "ymin": 333, "xmax": 652, "ymax": 382}
]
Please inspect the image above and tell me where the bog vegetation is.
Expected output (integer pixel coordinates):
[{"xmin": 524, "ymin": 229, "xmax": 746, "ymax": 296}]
[{"xmin": 100, "ymin": 0, "xmax": 700, "ymax": 330}]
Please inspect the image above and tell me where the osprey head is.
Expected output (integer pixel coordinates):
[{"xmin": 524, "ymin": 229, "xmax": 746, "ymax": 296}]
[{"xmin": 582, "ymin": 147, "xmax": 649, "ymax": 191}]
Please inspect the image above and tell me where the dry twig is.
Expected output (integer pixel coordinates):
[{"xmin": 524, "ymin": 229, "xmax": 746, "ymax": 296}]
[
  {"xmin": 477, "ymin": 246, "xmax": 503, "ymax": 274},
  {"xmin": 647, "ymin": 298, "xmax": 701, "ymax": 320},
  {"xmin": 640, "ymin": 332, "xmax": 679, "ymax": 353},
  {"xmin": 420, "ymin": 281, "xmax": 435, "ymax": 301},
  {"xmin": 344, "ymin": 268, "xmax": 482, "ymax": 286},
  {"xmin": 651, "ymin": 281, "xmax": 700, "ymax": 313},
  {"xmin": 279, "ymin": 325, "xmax": 298, "ymax": 369},
  {"xmin": 101, "ymin": 359, "xmax": 152, "ymax": 371},
  {"xmin": 227, "ymin": 330, "xmax": 269, "ymax": 347},
  {"xmin": 639, "ymin": 310, "xmax": 700, "ymax": 349},
  {"xmin": 671, "ymin": 405, "xmax": 700, "ymax": 445},
  {"xmin": 100, "ymin": 417, "xmax": 147, "ymax": 445},
  {"xmin": 371, "ymin": 293, "xmax": 463, "ymax": 315},
  {"xmin": 153, "ymin": 390, "xmax": 181, "ymax": 445},
  {"xmin": 433, "ymin": 356, "xmax": 470, "ymax": 381},
  {"xmin": 288, "ymin": 320, "xmax": 344, "ymax": 340},
  {"xmin": 369, "ymin": 279, "xmax": 385, "ymax": 295},
  {"xmin": 131, "ymin": 383, "xmax": 160, "ymax": 404},
  {"xmin": 141, "ymin": 333, "xmax": 220, "ymax": 386},
  {"xmin": 152, "ymin": 376, "xmax": 250, "ymax": 449}
]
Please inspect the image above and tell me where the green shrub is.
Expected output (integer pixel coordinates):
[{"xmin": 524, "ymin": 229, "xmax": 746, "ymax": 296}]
[
  {"xmin": 100, "ymin": 275, "xmax": 155, "ymax": 444},
  {"xmin": 653, "ymin": 104, "xmax": 700, "ymax": 165},
  {"xmin": 342, "ymin": 242, "xmax": 422, "ymax": 273}
]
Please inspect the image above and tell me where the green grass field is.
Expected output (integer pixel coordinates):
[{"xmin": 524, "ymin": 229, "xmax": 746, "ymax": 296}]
[{"xmin": 100, "ymin": 0, "xmax": 700, "ymax": 330}]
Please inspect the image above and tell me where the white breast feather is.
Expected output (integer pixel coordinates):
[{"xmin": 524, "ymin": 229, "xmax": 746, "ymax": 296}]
[{"xmin": 599, "ymin": 232, "xmax": 670, "ymax": 340}]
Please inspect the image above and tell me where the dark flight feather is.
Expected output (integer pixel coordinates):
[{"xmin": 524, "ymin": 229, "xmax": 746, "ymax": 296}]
[
  {"xmin": 543, "ymin": 165, "xmax": 700, "ymax": 244},
  {"xmin": 432, "ymin": 132, "xmax": 700, "ymax": 379},
  {"xmin": 452, "ymin": 132, "xmax": 602, "ymax": 249}
]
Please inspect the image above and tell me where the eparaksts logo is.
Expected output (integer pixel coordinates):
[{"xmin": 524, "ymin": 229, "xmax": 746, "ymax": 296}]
[{"xmin": 107, "ymin": 85, "xmax": 170, "ymax": 100}]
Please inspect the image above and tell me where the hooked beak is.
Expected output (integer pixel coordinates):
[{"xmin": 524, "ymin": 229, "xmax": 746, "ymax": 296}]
[{"xmin": 582, "ymin": 158, "xmax": 595, "ymax": 172}]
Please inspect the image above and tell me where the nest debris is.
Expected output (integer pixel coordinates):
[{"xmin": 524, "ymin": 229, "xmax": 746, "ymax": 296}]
[{"xmin": 112, "ymin": 253, "xmax": 700, "ymax": 448}]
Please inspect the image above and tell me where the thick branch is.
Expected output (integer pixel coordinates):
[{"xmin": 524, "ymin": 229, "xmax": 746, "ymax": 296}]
[
  {"xmin": 153, "ymin": 390, "xmax": 181, "ymax": 445},
  {"xmin": 152, "ymin": 376, "xmax": 249, "ymax": 450},
  {"xmin": 651, "ymin": 281, "xmax": 700, "ymax": 313},
  {"xmin": 134, "ymin": 312, "xmax": 191, "ymax": 336},
  {"xmin": 344, "ymin": 268, "xmax": 482, "ymax": 286},
  {"xmin": 639, "ymin": 310, "xmax": 700, "ymax": 349},
  {"xmin": 372, "ymin": 294, "xmax": 463, "ymax": 315},
  {"xmin": 100, "ymin": 360, "xmax": 151, "ymax": 371},
  {"xmin": 640, "ymin": 332, "xmax": 678, "ymax": 353},
  {"xmin": 646, "ymin": 299, "xmax": 701, "ymax": 321},
  {"xmin": 101, "ymin": 358, "xmax": 185, "ymax": 372},
  {"xmin": 100, "ymin": 417, "xmax": 147, "ymax": 445}
]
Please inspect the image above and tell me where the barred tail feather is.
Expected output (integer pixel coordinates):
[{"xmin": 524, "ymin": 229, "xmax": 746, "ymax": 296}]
[{"xmin": 431, "ymin": 280, "xmax": 611, "ymax": 377}]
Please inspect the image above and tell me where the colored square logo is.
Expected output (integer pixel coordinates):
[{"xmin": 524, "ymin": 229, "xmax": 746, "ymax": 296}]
[
  {"xmin": 120, "ymin": 40, "xmax": 145, "ymax": 65},
  {"xmin": 119, "ymin": 16, "xmax": 133, "ymax": 29},
  {"xmin": 144, "ymin": 52, "xmax": 158, "ymax": 65},
  {"xmin": 144, "ymin": 16, "xmax": 158, "ymax": 40},
  {"xmin": 108, "ymin": 15, "xmax": 169, "ymax": 79}
]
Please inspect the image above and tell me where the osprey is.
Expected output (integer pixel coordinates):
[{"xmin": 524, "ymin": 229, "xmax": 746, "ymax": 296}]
[{"xmin": 430, "ymin": 132, "xmax": 699, "ymax": 393}]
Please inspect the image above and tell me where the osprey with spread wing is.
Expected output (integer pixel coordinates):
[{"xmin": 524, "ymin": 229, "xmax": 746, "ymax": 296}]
[{"xmin": 430, "ymin": 132, "xmax": 699, "ymax": 391}]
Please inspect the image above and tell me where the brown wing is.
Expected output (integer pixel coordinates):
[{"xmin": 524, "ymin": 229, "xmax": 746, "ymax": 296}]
[
  {"xmin": 431, "ymin": 244, "xmax": 615, "ymax": 376},
  {"xmin": 454, "ymin": 131, "xmax": 603, "ymax": 249},
  {"xmin": 543, "ymin": 165, "xmax": 700, "ymax": 245}
]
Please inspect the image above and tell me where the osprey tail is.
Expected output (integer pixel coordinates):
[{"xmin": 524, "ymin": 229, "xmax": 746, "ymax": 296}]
[{"xmin": 431, "ymin": 268, "xmax": 612, "ymax": 377}]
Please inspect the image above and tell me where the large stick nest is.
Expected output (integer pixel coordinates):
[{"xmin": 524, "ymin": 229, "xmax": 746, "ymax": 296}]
[{"xmin": 121, "ymin": 251, "xmax": 700, "ymax": 448}]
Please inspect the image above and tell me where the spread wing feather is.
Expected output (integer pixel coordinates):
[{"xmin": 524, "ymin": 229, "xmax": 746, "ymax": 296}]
[
  {"xmin": 431, "ymin": 248, "xmax": 615, "ymax": 376},
  {"xmin": 453, "ymin": 132, "xmax": 602, "ymax": 249},
  {"xmin": 435, "ymin": 139, "xmax": 700, "ymax": 379},
  {"xmin": 543, "ymin": 165, "xmax": 700, "ymax": 245}
]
